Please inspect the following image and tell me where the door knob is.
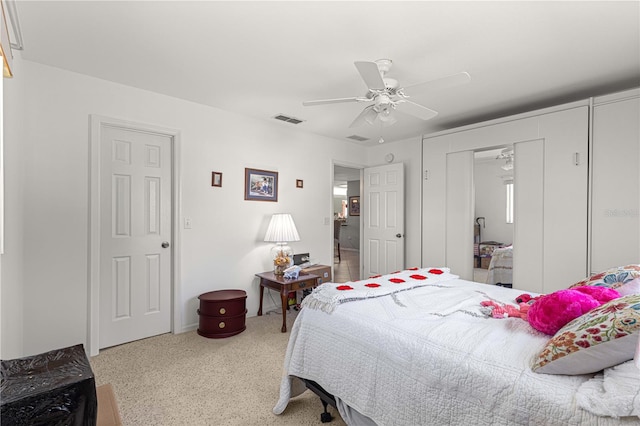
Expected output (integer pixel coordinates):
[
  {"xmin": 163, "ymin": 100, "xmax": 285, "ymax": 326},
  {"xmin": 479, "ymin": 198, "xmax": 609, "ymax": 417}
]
[
  {"xmin": 396, "ymin": 233, "xmax": 402, "ymax": 238},
  {"xmin": 161, "ymin": 241, "xmax": 170, "ymax": 248}
]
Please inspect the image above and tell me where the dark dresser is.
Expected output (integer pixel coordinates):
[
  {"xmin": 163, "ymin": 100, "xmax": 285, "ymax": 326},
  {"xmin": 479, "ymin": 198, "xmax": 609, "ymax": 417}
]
[
  {"xmin": 1, "ymin": 344, "xmax": 97, "ymax": 425},
  {"xmin": 197, "ymin": 289, "xmax": 247, "ymax": 338}
]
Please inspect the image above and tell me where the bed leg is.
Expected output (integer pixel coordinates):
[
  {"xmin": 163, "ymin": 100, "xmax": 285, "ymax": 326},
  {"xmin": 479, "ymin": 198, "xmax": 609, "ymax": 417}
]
[
  {"xmin": 300, "ymin": 378, "xmax": 336, "ymax": 423},
  {"xmin": 320, "ymin": 400, "xmax": 332, "ymax": 423}
]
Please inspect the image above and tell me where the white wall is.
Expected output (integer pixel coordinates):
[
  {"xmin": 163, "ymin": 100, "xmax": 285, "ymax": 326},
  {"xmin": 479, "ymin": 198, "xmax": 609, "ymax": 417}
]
[
  {"xmin": 366, "ymin": 136, "xmax": 423, "ymax": 269},
  {"xmin": 1, "ymin": 56, "xmax": 366, "ymax": 357},
  {"xmin": 1, "ymin": 56, "xmax": 25, "ymax": 359},
  {"xmin": 474, "ymin": 159, "xmax": 513, "ymax": 245}
]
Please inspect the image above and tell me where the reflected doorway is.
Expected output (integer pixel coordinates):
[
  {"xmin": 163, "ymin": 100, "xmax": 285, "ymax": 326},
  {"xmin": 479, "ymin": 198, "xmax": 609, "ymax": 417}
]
[{"xmin": 333, "ymin": 165, "xmax": 361, "ymax": 283}]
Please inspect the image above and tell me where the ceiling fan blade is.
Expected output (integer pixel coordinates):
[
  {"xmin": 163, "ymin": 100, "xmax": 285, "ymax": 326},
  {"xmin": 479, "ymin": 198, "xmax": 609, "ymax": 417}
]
[
  {"xmin": 396, "ymin": 100, "xmax": 438, "ymax": 121},
  {"xmin": 303, "ymin": 97, "xmax": 363, "ymax": 106},
  {"xmin": 349, "ymin": 105, "xmax": 378, "ymax": 128},
  {"xmin": 354, "ymin": 61, "xmax": 386, "ymax": 91},
  {"xmin": 402, "ymin": 72, "xmax": 471, "ymax": 95}
]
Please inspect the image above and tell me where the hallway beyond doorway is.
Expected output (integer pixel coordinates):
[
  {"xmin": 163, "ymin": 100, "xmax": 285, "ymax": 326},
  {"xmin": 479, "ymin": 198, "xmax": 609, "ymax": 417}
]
[{"xmin": 333, "ymin": 248, "xmax": 359, "ymax": 283}]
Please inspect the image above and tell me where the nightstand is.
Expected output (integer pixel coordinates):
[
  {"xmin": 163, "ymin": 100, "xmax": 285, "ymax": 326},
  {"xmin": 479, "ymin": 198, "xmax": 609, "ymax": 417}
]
[
  {"xmin": 256, "ymin": 271, "xmax": 320, "ymax": 332},
  {"xmin": 197, "ymin": 290, "xmax": 247, "ymax": 338}
]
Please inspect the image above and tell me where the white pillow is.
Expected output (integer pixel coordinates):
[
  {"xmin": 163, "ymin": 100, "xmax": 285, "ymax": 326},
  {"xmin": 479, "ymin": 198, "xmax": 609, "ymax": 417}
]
[{"xmin": 618, "ymin": 277, "xmax": 640, "ymax": 297}]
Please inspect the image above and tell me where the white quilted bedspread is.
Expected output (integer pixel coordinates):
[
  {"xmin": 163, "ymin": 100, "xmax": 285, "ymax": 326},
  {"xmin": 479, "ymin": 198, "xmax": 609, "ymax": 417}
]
[
  {"xmin": 274, "ymin": 279, "xmax": 637, "ymax": 425},
  {"xmin": 486, "ymin": 246, "xmax": 513, "ymax": 285}
]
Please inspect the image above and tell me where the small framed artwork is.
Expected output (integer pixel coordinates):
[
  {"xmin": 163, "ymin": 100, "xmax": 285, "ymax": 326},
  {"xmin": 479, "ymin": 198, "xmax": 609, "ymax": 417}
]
[
  {"xmin": 296, "ymin": 179, "xmax": 303, "ymax": 189},
  {"xmin": 349, "ymin": 196, "xmax": 360, "ymax": 216},
  {"xmin": 212, "ymin": 172, "xmax": 222, "ymax": 187},
  {"xmin": 245, "ymin": 168, "xmax": 278, "ymax": 202}
]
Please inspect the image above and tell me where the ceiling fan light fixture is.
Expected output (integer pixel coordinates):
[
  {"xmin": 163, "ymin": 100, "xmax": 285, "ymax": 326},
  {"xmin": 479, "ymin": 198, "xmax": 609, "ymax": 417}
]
[
  {"xmin": 501, "ymin": 158, "xmax": 514, "ymax": 171},
  {"xmin": 365, "ymin": 106, "xmax": 397, "ymax": 126},
  {"xmin": 378, "ymin": 108, "xmax": 397, "ymax": 125},
  {"xmin": 496, "ymin": 147, "xmax": 514, "ymax": 159}
]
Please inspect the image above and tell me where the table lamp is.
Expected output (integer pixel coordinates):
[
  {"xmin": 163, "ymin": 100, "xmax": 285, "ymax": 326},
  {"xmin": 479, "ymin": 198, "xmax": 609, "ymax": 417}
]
[{"xmin": 264, "ymin": 213, "xmax": 300, "ymax": 275}]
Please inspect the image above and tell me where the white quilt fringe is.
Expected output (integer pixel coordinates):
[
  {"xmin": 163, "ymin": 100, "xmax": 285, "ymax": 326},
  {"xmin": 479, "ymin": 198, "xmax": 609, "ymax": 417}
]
[
  {"xmin": 301, "ymin": 267, "xmax": 458, "ymax": 313},
  {"xmin": 576, "ymin": 360, "xmax": 640, "ymax": 419}
]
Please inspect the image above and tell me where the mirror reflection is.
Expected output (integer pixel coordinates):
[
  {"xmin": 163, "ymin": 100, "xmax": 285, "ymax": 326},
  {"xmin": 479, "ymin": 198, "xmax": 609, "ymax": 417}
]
[{"xmin": 473, "ymin": 146, "xmax": 514, "ymax": 286}]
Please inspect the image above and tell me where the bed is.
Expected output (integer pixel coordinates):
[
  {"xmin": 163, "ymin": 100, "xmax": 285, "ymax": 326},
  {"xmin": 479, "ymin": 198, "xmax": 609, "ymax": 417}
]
[
  {"xmin": 274, "ymin": 267, "xmax": 640, "ymax": 425},
  {"xmin": 486, "ymin": 245, "xmax": 513, "ymax": 286}
]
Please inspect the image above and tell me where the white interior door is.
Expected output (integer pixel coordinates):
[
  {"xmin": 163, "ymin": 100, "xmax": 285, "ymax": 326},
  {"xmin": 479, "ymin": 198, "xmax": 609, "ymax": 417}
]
[
  {"xmin": 99, "ymin": 125, "xmax": 172, "ymax": 349},
  {"xmin": 363, "ymin": 163, "xmax": 404, "ymax": 276},
  {"xmin": 445, "ymin": 151, "xmax": 474, "ymax": 280}
]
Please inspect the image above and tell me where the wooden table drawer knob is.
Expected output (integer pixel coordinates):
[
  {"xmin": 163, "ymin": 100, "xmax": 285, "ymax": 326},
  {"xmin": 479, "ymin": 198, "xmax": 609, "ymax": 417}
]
[
  {"xmin": 219, "ymin": 307, "xmax": 226, "ymax": 315},
  {"xmin": 219, "ymin": 321, "xmax": 225, "ymax": 329}
]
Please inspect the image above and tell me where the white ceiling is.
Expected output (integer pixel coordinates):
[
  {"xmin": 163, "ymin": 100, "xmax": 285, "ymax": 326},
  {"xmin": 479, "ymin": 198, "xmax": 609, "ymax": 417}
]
[{"xmin": 13, "ymin": 1, "xmax": 640, "ymax": 146}]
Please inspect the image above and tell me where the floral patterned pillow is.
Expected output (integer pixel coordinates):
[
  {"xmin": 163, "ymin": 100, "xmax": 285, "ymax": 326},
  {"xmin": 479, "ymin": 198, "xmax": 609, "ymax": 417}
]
[
  {"xmin": 532, "ymin": 294, "xmax": 640, "ymax": 375},
  {"xmin": 569, "ymin": 265, "xmax": 640, "ymax": 293}
]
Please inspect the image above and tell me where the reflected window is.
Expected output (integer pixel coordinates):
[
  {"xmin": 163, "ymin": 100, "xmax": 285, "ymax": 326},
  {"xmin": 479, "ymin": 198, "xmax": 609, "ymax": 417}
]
[{"xmin": 506, "ymin": 182, "xmax": 514, "ymax": 224}]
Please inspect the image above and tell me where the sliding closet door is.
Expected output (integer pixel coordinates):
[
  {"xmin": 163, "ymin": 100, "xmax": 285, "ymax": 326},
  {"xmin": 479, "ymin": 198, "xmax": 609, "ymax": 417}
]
[
  {"xmin": 541, "ymin": 107, "xmax": 589, "ymax": 291},
  {"xmin": 422, "ymin": 103, "xmax": 588, "ymax": 292},
  {"xmin": 513, "ymin": 140, "xmax": 544, "ymax": 293},
  {"xmin": 445, "ymin": 151, "xmax": 474, "ymax": 280},
  {"xmin": 591, "ymin": 92, "xmax": 640, "ymax": 272}
]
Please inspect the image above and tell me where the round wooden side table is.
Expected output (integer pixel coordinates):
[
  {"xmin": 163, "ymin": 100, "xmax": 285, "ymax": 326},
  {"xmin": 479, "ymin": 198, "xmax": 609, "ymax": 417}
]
[{"xmin": 197, "ymin": 289, "xmax": 247, "ymax": 338}]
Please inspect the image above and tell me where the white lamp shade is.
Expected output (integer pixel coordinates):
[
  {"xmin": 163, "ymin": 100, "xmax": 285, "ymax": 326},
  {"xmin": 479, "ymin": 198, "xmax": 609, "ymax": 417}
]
[{"xmin": 264, "ymin": 214, "xmax": 300, "ymax": 242}]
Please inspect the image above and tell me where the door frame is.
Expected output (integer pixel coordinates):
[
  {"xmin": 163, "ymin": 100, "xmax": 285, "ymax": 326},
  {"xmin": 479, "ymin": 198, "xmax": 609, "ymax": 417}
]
[{"xmin": 88, "ymin": 115, "xmax": 182, "ymax": 356}]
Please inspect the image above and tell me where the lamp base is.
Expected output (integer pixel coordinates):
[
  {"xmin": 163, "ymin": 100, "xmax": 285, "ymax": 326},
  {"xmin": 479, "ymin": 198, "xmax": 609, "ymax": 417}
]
[{"xmin": 271, "ymin": 243, "xmax": 293, "ymax": 275}]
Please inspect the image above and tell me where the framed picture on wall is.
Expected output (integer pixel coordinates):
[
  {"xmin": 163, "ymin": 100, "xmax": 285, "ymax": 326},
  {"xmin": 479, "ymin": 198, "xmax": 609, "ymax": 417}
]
[
  {"xmin": 211, "ymin": 171, "xmax": 222, "ymax": 187},
  {"xmin": 244, "ymin": 168, "xmax": 278, "ymax": 202},
  {"xmin": 349, "ymin": 196, "xmax": 360, "ymax": 216}
]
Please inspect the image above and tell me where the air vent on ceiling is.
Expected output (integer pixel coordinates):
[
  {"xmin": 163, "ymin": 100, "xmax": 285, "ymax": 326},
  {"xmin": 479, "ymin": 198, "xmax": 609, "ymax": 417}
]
[
  {"xmin": 273, "ymin": 114, "xmax": 304, "ymax": 125},
  {"xmin": 346, "ymin": 134, "xmax": 370, "ymax": 142}
]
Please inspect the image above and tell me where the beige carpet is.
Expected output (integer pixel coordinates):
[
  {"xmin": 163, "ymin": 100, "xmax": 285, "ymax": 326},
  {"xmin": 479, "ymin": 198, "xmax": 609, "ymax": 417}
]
[{"xmin": 90, "ymin": 311, "xmax": 346, "ymax": 426}]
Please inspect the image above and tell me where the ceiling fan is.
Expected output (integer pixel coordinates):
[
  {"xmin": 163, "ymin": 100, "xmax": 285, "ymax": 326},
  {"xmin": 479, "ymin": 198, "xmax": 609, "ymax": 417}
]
[
  {"xmin": 496, "ymin": 147, "xmax": 514, "ymax": 171},
  {"xmin": 302, "ymin": 59, "xmax": 471, "ymax": 128}
]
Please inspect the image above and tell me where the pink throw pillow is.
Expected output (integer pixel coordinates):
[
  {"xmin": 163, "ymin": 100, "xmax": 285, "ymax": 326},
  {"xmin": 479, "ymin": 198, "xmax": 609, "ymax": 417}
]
[{"xmin": 527, "ymin": 286, "xmax": 620, "ymax": 335}]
